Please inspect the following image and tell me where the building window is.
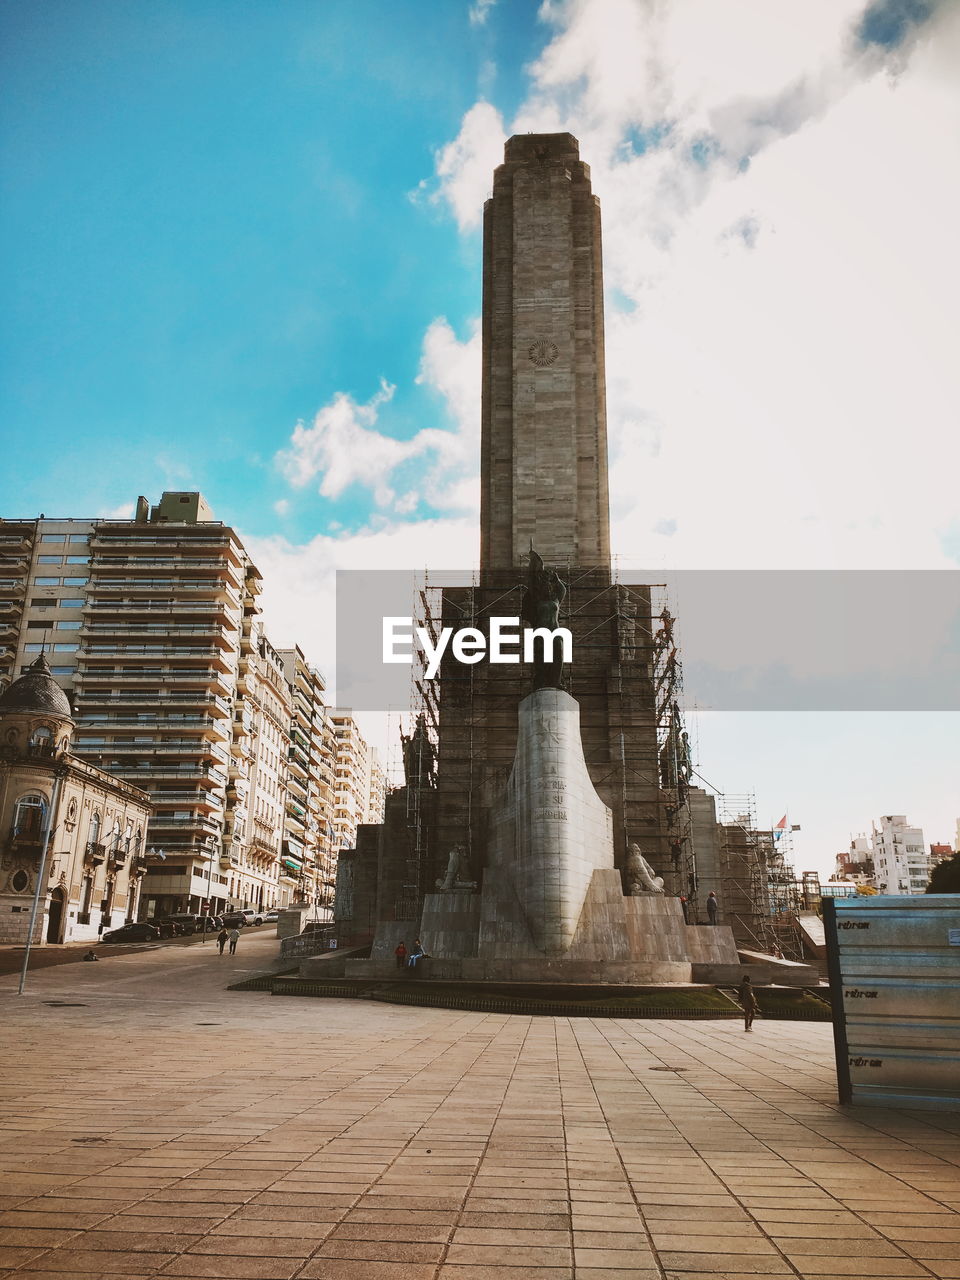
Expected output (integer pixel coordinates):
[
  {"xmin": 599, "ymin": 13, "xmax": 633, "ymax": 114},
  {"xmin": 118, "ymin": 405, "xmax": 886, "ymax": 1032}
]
[
  {"xmin": 57, "ymin": 621, "xmax": 82, "ymax": 631},
  {"xmin": 54, "ymin": 643, "xmax": 78, "ymax": 652},
  {"xmin": 35, "ymin": 577, "xmax": 60, "ymax": 586},
  {"xmin": 68, "ymin": 535, "xmax": 88, "ymax": 544},
  {"xmin": 13, "ymin": 794, "xmax": 46, "ymax": 840},
  {"xmin": 38, "ymin": 555, "xmax": 62, "ymax": 564},
  {"xmin": 62, "ymin": 577, "xmax": 87, "ymax": 586},
  {"xmin": 65, "ymin": 556, "xmax": 88, "ymax": 564}
]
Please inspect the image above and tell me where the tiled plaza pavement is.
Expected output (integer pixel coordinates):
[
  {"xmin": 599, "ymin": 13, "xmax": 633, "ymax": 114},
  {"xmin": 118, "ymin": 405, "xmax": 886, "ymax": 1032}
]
[{"xmin": 1, "ymin": 934, "xmax": 958, "ymax": 1280}]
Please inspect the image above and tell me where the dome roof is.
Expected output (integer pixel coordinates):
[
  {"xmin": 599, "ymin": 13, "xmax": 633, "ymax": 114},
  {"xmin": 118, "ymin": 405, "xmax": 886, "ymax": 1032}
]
[{"xmin": 0, "ymin": 654, "xmax": 73, "ymax": 719}]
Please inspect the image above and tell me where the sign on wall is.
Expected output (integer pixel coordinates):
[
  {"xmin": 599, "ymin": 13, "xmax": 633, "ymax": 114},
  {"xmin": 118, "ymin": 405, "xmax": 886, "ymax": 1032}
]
[{"xmin": 824, "ymin": 895, "xmax": 960, "ymax": 1111}]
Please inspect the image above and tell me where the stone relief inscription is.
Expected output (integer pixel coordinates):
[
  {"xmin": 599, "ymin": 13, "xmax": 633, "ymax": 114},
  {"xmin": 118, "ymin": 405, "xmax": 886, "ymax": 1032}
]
[{"xmin": 535, "ymin": 778, "xmax": 568, "ymax": 821}]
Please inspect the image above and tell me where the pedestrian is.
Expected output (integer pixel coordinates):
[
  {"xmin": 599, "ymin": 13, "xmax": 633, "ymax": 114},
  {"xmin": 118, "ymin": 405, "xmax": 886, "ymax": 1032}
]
[
  {"xmin": 738, "ymin": 975, "xmax": 757, "ymax": 1032},
  {"xmin": 407, "ymin": 938, "xmax": 425, "ymax": 970},
  {"xmin": 394, "ymin": 940, "xmax": 407, "ymax": 970},
  {"xmin": 228, "ymin": 927, "xmax": 240, "ymax": 955},
  {"xmin": 217, "ymin": 927, "xmax": 228, "ymax": 955},
  {"xmin": 706, "ymin": 891, "xmax": 718, "ymax": 925}
]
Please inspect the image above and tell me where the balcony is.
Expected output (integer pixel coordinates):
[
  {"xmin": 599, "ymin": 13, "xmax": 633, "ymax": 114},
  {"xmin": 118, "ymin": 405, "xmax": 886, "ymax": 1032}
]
[{"xmin": 84, "ymin": 841, "xmax": 106, "ymax": 867}]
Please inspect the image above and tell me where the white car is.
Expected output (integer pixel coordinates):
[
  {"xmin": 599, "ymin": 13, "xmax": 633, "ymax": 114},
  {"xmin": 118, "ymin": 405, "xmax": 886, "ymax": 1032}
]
[{"xmin": 224, "ymin": 909, "xmax": 264, "ymax": 927}]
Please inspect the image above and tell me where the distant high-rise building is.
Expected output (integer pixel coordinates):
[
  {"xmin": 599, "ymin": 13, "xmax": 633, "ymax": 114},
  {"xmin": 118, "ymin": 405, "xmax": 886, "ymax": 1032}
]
[
  {"xmin": 278, "ymin": 646, "xmax": 336, "ymax": 912},
  {"xmin": 330, "ymin": 710, "xmax": 377, "ymax": 855},
  {"xmin": 871, "ymin": 814, "xmax": 932, "ymax": 895}
]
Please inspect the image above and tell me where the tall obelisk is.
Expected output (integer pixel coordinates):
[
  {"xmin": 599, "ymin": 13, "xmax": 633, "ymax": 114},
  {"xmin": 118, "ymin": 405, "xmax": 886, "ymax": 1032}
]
[{"xmin": 480, "ymin": 133, "xmax": 611, "ymax": 575}]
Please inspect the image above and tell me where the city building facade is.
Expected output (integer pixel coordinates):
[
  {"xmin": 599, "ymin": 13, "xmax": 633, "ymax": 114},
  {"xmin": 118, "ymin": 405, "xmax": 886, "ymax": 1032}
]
[
  {"xmin": 1, "ymin": 496, "xmax": 382, "ymax": 930},
  {"xmin": 870, "ymin": 815, "xmax": 932, "ymax": 895},
  {"xmin": 278, "ymin": 647, "xmax": 337, "ymax": 914},
  {"xmin": 0, "ymin": 655, "xmax": 151, "ymax": 944}
]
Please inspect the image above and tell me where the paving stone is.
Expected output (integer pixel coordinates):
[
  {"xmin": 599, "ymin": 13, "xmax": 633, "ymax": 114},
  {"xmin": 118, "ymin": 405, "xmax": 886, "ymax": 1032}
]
[{"xmin": 1, "ymin": 937, "xmax": 958, "ymax": 1280}]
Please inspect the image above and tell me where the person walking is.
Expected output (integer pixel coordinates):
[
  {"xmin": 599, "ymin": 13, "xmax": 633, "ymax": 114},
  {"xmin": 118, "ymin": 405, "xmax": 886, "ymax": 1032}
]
[
  {"xmin": 738, "ymin": 975, "xmax": 757, "ymax": 1032},
  {"xmin": 217, "ymin": 927, "xmax": 228, "ymax": 955},
  {"xmin": 394, "ymin": 940, "xmax": 407, "ymax": 970},
  {"xmin": 228, "ymin": 927, "xmax": 240, "ymax": 955},
  {"xmin": 706, "ymin": 891, "xmax": 719, "ymax": 925}
]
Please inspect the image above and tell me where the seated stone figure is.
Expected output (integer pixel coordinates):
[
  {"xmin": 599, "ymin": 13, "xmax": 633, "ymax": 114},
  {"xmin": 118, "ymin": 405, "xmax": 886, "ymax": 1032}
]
[
  {"xmin": 435, "ymin": 844, "xmax": 476, "ymax": 893},
  {"xmin": 626, "ymin": 842, "xmax": 665, "ymax": 895}
]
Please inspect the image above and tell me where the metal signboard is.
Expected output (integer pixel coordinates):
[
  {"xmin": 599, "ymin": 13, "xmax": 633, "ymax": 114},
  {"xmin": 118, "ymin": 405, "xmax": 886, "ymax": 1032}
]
[{"xmin": 824, "ymin": 895, "xmax": 960, "ymax": 1111}]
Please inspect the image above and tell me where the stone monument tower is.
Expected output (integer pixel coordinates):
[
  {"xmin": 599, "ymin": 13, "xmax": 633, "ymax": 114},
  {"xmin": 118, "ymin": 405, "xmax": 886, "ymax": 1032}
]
[
  {"xmin": 481, "ymin": 132, "xmax": 610, "ymax": 573},
  {"xmin": 331, "ymin": 134, "xmax": 737, "ymax": 979},
  {"xmin": 429, "ymin": 134, "xmax": 666, "ymax": 895}
]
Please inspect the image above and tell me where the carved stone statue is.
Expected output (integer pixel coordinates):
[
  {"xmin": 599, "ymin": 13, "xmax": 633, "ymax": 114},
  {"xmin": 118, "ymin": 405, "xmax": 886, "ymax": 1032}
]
[
  {"xmin": 401, "ymin": 713, "xmax": 435, "ymax": 789},
  {"xmin": 435, "ymin": 844, "xmax": 475, "ymax": 893},
  {"xmin": 626, "ymin": 842, "xmax": 665, "ymax": 895},
  {"xmin": 616, "ymin": 586, "xmax": 638, "ymax": 662},
  {"xmin": 521, "ymin": 548, "xmax": 567, "ymax": 689}
]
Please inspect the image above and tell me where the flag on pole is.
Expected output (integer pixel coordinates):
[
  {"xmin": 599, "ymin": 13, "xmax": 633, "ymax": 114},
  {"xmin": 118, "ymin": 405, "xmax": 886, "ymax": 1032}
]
[{"xmin": 773, "ymin": 815, "xmax": 787, "ymax": 842}]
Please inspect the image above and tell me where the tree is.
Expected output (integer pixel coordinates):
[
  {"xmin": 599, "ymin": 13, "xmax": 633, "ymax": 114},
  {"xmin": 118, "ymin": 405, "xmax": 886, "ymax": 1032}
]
[{"xmin": 925, "ymin": 854, "xmax": 960, "ymax": 894}]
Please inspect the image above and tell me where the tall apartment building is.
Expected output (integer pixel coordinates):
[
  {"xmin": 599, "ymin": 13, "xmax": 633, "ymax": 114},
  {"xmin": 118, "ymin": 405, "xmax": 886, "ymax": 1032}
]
[
  {"xmin": 871, "ymin": 814, "xmax": 932, "ymax": 895},
  {"xmin": 367, "ymin": 750, "xmax": 387, "ymax": 826},
  {"xmin": 278, "ymin": 647, "xmax": 336, "ymax": 913},
  {"xmin": 235, "ymin": 632, "xmax": 294, "ymax": 910},
  {"xmin": 330, "ymin": 710, "xmax": 379, "ymax": 855},
  {"xmin": 0, "ymin": 493, "xmax": 380, "ymax": 925}
]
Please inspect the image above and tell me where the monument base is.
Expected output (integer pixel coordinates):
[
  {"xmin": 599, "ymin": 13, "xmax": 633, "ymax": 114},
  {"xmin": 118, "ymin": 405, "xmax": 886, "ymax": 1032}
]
[{"xmin": 322, "ymin": 688, "xmax": 743, "ymax": 990}]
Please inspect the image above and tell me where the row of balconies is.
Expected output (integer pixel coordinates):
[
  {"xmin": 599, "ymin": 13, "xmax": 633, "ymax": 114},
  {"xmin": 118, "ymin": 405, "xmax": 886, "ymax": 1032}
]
[
  {"xmin": 76, "ymin": 690, "xmax": 233, "ymax": 713},
  {"xmin": 84, "ymin": 598, "xmax": 235, "ymax": 615},
  {"xmin": 93, "ymin": 555, "xmax": 239, "ymax": 571},
  {"xmin": 80, "ymin": 645, "xmax": 235, "ymax": 665}
]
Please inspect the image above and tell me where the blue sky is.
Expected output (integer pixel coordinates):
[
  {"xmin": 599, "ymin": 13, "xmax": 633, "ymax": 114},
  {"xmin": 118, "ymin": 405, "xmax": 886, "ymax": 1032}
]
[
  {"xmin": 1, "ymin": 0, "xmax": 526, "ymax": 533},
  {"xmin": 2, "ymin": 0, "xmax": 957, "ymax": 870}
]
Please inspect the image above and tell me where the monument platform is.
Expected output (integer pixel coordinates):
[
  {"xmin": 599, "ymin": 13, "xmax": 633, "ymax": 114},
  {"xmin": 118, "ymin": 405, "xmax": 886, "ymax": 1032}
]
[{"xmin": 351, "ymin": 688, "xmax": 743, "ymax": 987}]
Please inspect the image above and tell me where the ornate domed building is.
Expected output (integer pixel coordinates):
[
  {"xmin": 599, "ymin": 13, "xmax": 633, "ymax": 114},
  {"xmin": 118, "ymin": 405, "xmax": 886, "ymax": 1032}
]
[{"xmin": 0, "ymin": 654, "xmax": 151, "ymax": 944}]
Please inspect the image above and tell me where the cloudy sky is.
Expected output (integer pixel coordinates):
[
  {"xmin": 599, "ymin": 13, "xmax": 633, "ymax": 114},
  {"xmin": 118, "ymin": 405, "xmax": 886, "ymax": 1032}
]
[{"xmin": 2, "ymin": 0, "xmax": 957, "ymax": 873}]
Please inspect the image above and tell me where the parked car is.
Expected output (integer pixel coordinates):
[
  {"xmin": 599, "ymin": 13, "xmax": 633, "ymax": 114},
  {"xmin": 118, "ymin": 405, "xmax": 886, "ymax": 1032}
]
[
  {"xmin": 261, "ymin": 910, "xmax": 279, "ymax": 924},
  {"xmin": 101, "ymin": 922, "xmax": 160, "ymax": 944},
  {"xmin": 221, "ymin": 909, "xmax": 265, "ymax": 927},
  {"xmin": 151, "ymin": 918, "xmax": 184, "ymax": 938},
  {"xmin": 161, "ymin": 913, "xmax": 219, "ymax": 935}
]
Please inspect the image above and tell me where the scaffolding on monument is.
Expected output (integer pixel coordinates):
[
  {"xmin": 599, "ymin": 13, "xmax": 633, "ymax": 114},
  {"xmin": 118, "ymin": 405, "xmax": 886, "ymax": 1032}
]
[{"xmin": 711, "ymin": 796, "xmax": 800, "ymax": 956}]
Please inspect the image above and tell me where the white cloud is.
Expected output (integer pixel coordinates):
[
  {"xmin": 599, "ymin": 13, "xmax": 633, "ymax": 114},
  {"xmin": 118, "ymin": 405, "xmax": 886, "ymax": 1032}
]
[
  {"xmin": 97, "ymin": 501, "xmax": 135, "ymax": 519},
  {"xmin": 429, "ymin": 0, "xmax": 960, "ymax": 572},
  {"xmin": 469, "ymin": 0, "xmax": 497, "ymax": 27},
  {"xmin": 245, "ymin": 516, "xmax": 478, "ymax": 696},
  {"xmin": 431, "ymin": 101, "xmax": 506, "ymax": 232},
  {"xmin": 275, "ymin": 320, "xmax": 481, "ymax": 518},
  {"xmin": 273, "ymin": 498, "xmax": 290, "ymax": 518}
]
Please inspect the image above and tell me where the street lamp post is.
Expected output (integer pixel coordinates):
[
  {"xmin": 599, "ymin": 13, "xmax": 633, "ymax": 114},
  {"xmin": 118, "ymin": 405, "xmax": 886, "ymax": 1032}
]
[
  {"xmin": 18, "ymin": 765, "xmax": 67, "ymax": 996},
  {"xmin": 201, "ymin": 834, "xmax": 217, "ymax": 943}
]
